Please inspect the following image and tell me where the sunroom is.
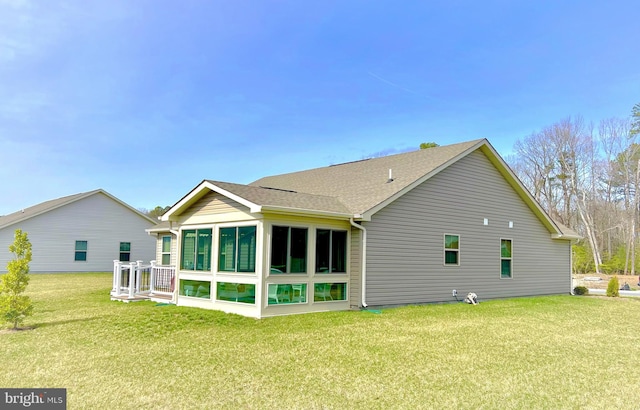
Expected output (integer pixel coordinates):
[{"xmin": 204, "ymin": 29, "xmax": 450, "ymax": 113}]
[{"xmin": 146, "ymin": 180, "xmax": 357, "ymax": 318}]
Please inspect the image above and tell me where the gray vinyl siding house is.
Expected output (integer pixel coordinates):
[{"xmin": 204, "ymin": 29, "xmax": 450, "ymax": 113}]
[
  {"xmin": 363, "ymin": 149, "xmax": 571, "ymax": 306},
  {"xmin": 140, "ymin": 139, "xmax": 578, "ymax": 318},
  {"xmin": 0, "ymin": 190, "xmax": 157, "ymax": 273}
]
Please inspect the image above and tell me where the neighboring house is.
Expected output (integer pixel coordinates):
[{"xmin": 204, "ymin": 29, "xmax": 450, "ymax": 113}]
[
  {"xmin": 0, "ymin": 189, "xmax": 157, "ymax": 273},
  {"xmin": 128, "ymin": 139, "xmax": 579, "ymax": 318}
]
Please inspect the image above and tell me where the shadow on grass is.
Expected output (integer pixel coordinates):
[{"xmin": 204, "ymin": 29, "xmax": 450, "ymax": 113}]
[{"xmin": 33, "ymin": 316, "xmax": 107, "ymax": 329}]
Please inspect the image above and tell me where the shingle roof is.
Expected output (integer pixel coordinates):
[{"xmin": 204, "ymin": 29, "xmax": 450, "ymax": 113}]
[
  {"xmin": 0, "ymin": 189, "xmax": 157, "ymax": 230},
  {"xmin": 250, "ymin": 139, "xmax": 483, "ymax": 215},
  {"xmin": 207, "ymin": 181, "xmax": 352, "ymax": 215},
  {"xmin": 0, "ymin": 191, "xmax": 96, "ymax": 230},
  {"xmin": 162, "ymin": 139, "xmax": 579, "ymax": 240}
]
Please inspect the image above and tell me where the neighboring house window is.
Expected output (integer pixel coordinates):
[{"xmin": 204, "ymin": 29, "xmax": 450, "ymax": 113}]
[
  {"xmin": 444, "ymin": 234, "xmax": 460, "ymax": 265},
  {"xmin": 218, "ymin": 226, "xmax": 257, "ymax": 272},
  {"xmin": 501, "ymin": 239, "xmax": 512, "ymax": 278},
  {"xmin": 161, "ymin": 236, "xmax": 171, "ymax": 265},
  {"xmin": 75, "ymin": 241, "xmax": 87, "ymax": 261},
  {"xmin": 181, "ymin": 229, "xmax": 212, "ymax": 271},
  {"xmin": 270, "ymin": 226, "xmax": 308, "ymax": 273},
  {"xmin": 315, "ymin": 229, "xmax": 347, "ymax": 273},
  {"xmin": 314, "ymin": 283, "xmax": 347, "ymax": 302},
  {"xmin": 119, "ymin": 242, "xmax": 131, "ymax": 262}
]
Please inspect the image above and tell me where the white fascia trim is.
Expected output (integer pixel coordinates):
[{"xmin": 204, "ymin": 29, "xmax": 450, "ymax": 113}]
[
  {"xmin": 551, "ymin": 233, "xmax": 581, "ymax": 242},
  {"xmin": 162, "ymin": 181, "xmax": 261, "ymax": 221},
  {"xmin": 261, "ymin": 206, "xmax": 353, "ymax": 220}
]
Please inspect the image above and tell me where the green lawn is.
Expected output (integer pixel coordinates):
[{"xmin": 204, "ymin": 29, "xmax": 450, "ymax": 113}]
[{"xmin": 2, "ymin": 273, "xmax": 639, "ymax": 409}]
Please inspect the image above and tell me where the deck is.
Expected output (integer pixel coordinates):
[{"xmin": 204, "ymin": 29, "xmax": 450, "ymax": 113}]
[{"xmin": 111, "ymin": 260, "xmax": 176, "ymax": 303}]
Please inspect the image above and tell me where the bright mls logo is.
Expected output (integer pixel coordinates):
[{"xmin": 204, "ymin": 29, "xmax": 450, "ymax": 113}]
[{"xmin": 1, "ymin": 389, "xmax": 66, "ymax": 409}]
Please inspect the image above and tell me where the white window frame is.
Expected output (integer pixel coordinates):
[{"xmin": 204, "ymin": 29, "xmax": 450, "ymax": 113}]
[
  {"xmin": 443, "ymin": 234, "xmax": 460, "ymax": 266},
  {"xmin": 216, "ymin": 222, "xmax": 259, "ymax": 274},
  {"xmin": 161, "ymin": 235, "xmax": 172, "ymax": 266}
]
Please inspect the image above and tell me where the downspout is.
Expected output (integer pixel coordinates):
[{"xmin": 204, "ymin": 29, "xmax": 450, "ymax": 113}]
[{"xmin": 350, "ymin": 218, "xmax": 368, "ymax": 308}]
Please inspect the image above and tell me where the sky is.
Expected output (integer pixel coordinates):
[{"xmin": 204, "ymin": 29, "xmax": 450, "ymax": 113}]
[{"xmin": 1, "ymin": 0, "xmax": 639, "ymax": 215}]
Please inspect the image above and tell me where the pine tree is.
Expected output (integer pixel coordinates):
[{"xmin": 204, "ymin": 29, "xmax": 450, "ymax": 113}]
[{"xmin": 0, "ymin": 229, "xmax": 34, "ymax": 329}]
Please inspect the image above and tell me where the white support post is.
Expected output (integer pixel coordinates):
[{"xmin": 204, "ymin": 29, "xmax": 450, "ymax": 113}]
[
  {"xmin": 135, "ymin": 260, "xmax": 143, "ymax": 293},
  {"xmin": 128, "ymin": 262, "xmax": 136, "ymax": 299},
  {"xmin": 150, "ymin": 260, "xmax": 156, "ymax": 294},
  {"xmin": 113, "ymin": 260, "xmax": 121, "ymax": 296}
]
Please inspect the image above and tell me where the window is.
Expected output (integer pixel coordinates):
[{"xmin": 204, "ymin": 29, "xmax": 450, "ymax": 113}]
[
  {"xmin": 179, "ymin": 279, "xmax": 211, "ymax": 299},
  {"xmin": 444, "ymin": 234, "xmax": 459, "ymax": 265},
  {"xmin": 314, "ymin": 283, "xmax": 347, "ymax": 302},
  {"xmin": 74, "ymin": 241, "xmax": 87, "ymax": 261},
  {"xmin": 267, "ymin": 283, "xmax": 307, "ymax": 305},
  {"xmin": 270, "ymin": 226, "xmax": 308, "ymax": 273},
  {"xmin": 501, "ymin": 239, "xmax": 512, "ymax": 278},
  {"xmin": 218, "ymin": 226, "xmax": 256, "ymax": 273},
  {"xmin": 216, "ymin": 282, "xmax": 256, "ymax": 304},
  {"xmin": 181, "ymin": 229, "xmax": 212, "ymax": 271},
  {"xmin": 119, "ymin": 242, "xmax": 131, "ymax": 262},
  {"xmin": 161, "ymin": 236, "xmax": 171, "ymax": 265},
  {"xmin": 315, "ymin": 229, "xmax": 347, "ymax": 273}
]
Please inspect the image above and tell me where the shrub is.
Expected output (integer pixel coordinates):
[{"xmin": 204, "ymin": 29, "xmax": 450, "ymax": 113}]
[
  {"xmin": 0, "ymin": 229, "xmax": 33, "ymax": 329},
  {"xmin": 573, "ymin": 286, "xmax": 589, "ymax": 296},
  {"xmin": 606, "ymin": 276, "xmax": 620, "ymax": 297}
]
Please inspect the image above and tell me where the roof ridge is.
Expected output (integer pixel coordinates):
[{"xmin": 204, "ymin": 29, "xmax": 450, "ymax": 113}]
[{"xmin": 252, "ymin": 139, "xmax": 485, "ymax": 181}]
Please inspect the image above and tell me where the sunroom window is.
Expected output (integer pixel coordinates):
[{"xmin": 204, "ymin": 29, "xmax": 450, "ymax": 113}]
[
  {"xmin": 314, "ymin": 282, "xmax": 347, "ymax": 302},
  {"xmin": 315, "ymin": 229, "xmax": 347, "ymax": 273},
  {"xmin": 216, "ymin": 282, "xmax": 256, "ymax": 304},
  {"xmin": 181, "ymin": 229, "xmax": 212, "ymax": 271},
  {"xmin": 270, "ymin": 226, "xmax": 308, "ymax": 273},
  {"xmin": 267, "ymin": 283, "xmax": 307, "ymax": 304},
  {"xmin": 218, "ymin": 226, "xmax": 257, "ymax": 273},
  {"xmin": 179, "ymin": 279, "xmax": 211, "ymax": 298}
]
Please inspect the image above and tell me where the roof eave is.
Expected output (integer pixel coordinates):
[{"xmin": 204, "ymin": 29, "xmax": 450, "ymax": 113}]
[
  {"xmin": 261, "ymin": 205, "xmax": 353, "ymax": 220},
  {"xmin": 359, "ymin": 139, "xmax": 567, "ymax": 238},
  {"xmin": 1, "ymin": 189, "xmax": 157, "ymax": 229},
  {"xmin": 361, "ymin": 139, "xmax": 488, "ymax": 221},
  {"xmin": 478, "ymin": 143, "xmax": 564, "ymax": 236}
]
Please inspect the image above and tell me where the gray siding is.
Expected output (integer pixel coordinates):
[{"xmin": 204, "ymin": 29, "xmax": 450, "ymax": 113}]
[
  {"xmin": 364, "ymin": 149, "xmax": 572, "ymax": 306},
  {"xmin": 0, "ymin": 193, "xmax": 156, "ymax": 272}
]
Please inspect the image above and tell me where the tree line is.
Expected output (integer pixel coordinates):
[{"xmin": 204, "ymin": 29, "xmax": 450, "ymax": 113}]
[{"xmin": 508, "ymin": 103, "xmax": 640, "ymax": 275}]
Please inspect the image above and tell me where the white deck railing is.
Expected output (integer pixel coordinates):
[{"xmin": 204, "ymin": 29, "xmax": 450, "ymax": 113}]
[{"xmin": 112, "ymin": 260, "xmax": 175, "ymax": 300}]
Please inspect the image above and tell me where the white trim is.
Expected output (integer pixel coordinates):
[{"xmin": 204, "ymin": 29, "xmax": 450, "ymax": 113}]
[{"xmin": 162, "ymin": 181, "xmax": 261, "ymax": 221}]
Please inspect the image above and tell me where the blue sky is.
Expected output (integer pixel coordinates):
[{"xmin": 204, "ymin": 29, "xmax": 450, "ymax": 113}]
[{"xmin": 1, "ymin": 0, "xmax": 638, "ymax": 215}]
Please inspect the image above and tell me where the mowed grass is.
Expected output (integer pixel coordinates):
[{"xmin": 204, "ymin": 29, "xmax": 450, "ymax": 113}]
[{"xmin": 2, "ymin": 273, "xmax": 640, "ymax": 409}]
